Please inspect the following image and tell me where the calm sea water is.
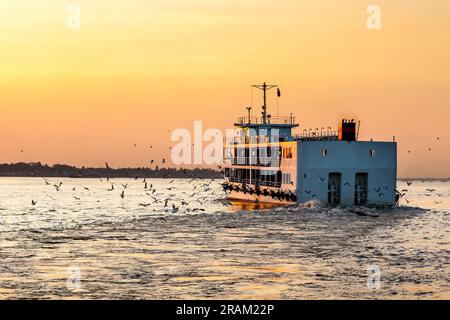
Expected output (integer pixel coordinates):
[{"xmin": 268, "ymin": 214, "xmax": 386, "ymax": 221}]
[{"xmin": 0, "ymin": 177, "xmax": 448, "ymax": 299}]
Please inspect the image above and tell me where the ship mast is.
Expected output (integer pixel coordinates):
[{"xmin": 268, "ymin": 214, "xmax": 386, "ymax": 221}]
[{"xmin": 252, "ymin": 82, "xmax": 278, "ymax": 124}]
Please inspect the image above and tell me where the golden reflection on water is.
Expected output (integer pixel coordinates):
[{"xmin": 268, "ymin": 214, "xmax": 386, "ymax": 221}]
[
  {"xmin": 0, "ymin": 178, "xmax": 448, "ymax": 299},
  {"xmin": 227, "ymin": 200, "xmax": 284, "ymax": 211}
]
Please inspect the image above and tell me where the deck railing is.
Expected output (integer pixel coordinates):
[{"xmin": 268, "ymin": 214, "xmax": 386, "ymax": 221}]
[
  {"xmin": 224, "ymin": 157, "xmax": 281, "ymax": 167},
  {"xmin": 293, "ymin": 131, "xmax": 338, "ymax": 141},
  {"xmin": 228, "ymin": 177, "xmax": 281, "ymax": 188},
  {"xmin": 225, "ymin": 136, "xmax": 286, "ymax": 145},
  {"xmin": 235, "ymin": 116, "xmax": 297, "ymax": 126}
]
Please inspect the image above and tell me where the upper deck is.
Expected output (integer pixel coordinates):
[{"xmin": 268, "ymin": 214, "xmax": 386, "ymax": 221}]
[{"xmin": 234, "ymin": 115, "xmax": 298, "ymax": 128}]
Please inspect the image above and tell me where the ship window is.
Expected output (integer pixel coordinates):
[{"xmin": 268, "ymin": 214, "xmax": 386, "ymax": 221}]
[
  {"xmin": 283, "ymin": 147, "xmax": 293, "ymax": 159},
  {"xmin": 282, "ymin": 173, "xmax": 291, "ymax": 184},
  {"xmin": 322, "ymin": 148, "xmax": 328, "ymax": 156},
  {"xmin": 370, "ymin": 148, "xmax": 376, "ymax": 157}
]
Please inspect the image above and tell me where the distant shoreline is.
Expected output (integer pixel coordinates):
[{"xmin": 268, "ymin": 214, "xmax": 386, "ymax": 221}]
[
  {"xmin": 0, "ymin": 163, "xmax": 448, "ymax": 181},
  {"xmin": 0, "ymin": 162, "xmax": 222, "ymax": 179},
  {"xmin": 397, "ymin": 178, "xmax": 449, "ymax": 182}
]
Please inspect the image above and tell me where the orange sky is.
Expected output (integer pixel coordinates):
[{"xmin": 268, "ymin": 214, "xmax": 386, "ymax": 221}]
[{"xmin": 1, "ymin": 0, "xmax": 449, "ymax": 177}]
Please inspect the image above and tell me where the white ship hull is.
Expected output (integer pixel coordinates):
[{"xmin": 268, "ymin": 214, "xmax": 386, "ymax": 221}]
[
  {"xmin": 223, "ymin": 83, "xmax": 397, "ymax": 206},
  {"xmin": 227, "ymin": 190, "xmax": 295, "ymax": 204}
]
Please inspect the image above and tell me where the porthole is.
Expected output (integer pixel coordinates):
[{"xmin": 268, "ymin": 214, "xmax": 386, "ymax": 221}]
[{"xmin": 322, "ymin": 148, "xmax": 328, "ymax": 156}]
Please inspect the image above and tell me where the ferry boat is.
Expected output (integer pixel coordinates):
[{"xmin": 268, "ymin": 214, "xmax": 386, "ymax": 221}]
[{"xmin": 222, "ymin": 83, "xmax": 397, "ymax": 206}]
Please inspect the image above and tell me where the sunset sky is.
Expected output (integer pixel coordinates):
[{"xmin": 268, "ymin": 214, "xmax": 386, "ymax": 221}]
[{"xmin": 1, "ymin": 0, "xmax": 449, "ymax": 177}]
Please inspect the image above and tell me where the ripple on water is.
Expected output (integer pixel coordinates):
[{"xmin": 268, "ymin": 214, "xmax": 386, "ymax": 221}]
[{"xmin": 0, "ymin": 178, "xmax": 448, "ymax": 299}]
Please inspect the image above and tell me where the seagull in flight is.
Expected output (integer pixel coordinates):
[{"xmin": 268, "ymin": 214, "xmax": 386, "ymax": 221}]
[
  {"xmin": 139, "ymin": 203, "xmax": 152, "ymax": 207},
  {"xmin": 149, "ymin": 196, "xmax": 159, "ymax": 203}
]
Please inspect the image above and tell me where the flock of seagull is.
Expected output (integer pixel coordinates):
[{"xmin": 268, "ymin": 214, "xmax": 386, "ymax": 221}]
[
  {"xmin": 398, "ymin": 180, "xmax": 446, "ymax": 205},
  {"xmin": 26, "ymin": 137, "xmax": 445, "ymax": 209},
  {"xmin": 303, "ymin": 173, "xmax": 393, "ymax": 199},
  {"xmin": 301, "ymin": 173, "xmax": 445, "ymax": 205},
  {"xmin": 31, "ymin": 162, "xmax": 228, "ymax": 216},
  {"xmin": 30, "ymin": 175, "xmax": 446, "ymax": 213}
]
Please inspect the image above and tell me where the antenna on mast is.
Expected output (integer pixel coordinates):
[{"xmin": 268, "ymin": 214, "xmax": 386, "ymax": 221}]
[
  {"xmin": 252, "ymin": 82, "xmax": 278, "ymax": 124},
  {"xmin": 357, "ymin": 120, "xmax": 361, "ymax": 140},
  {"xmin": 246, "ymin": 106, "xmax": 252, "ymax": 124}
]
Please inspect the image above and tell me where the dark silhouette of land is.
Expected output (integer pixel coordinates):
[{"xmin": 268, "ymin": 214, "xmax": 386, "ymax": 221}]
[
  {"xmin": 0, "ymin": 163, "xmax": 447, "ymax": 181},
  {"xmin": 0, "ymin": 162, "xmax": 222, "ymax": 179}
]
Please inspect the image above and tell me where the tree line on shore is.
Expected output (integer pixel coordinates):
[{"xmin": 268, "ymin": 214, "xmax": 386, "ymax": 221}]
[{"xmin": 0, "ymin": 162, "xmax": 222, "ymax": 179}]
